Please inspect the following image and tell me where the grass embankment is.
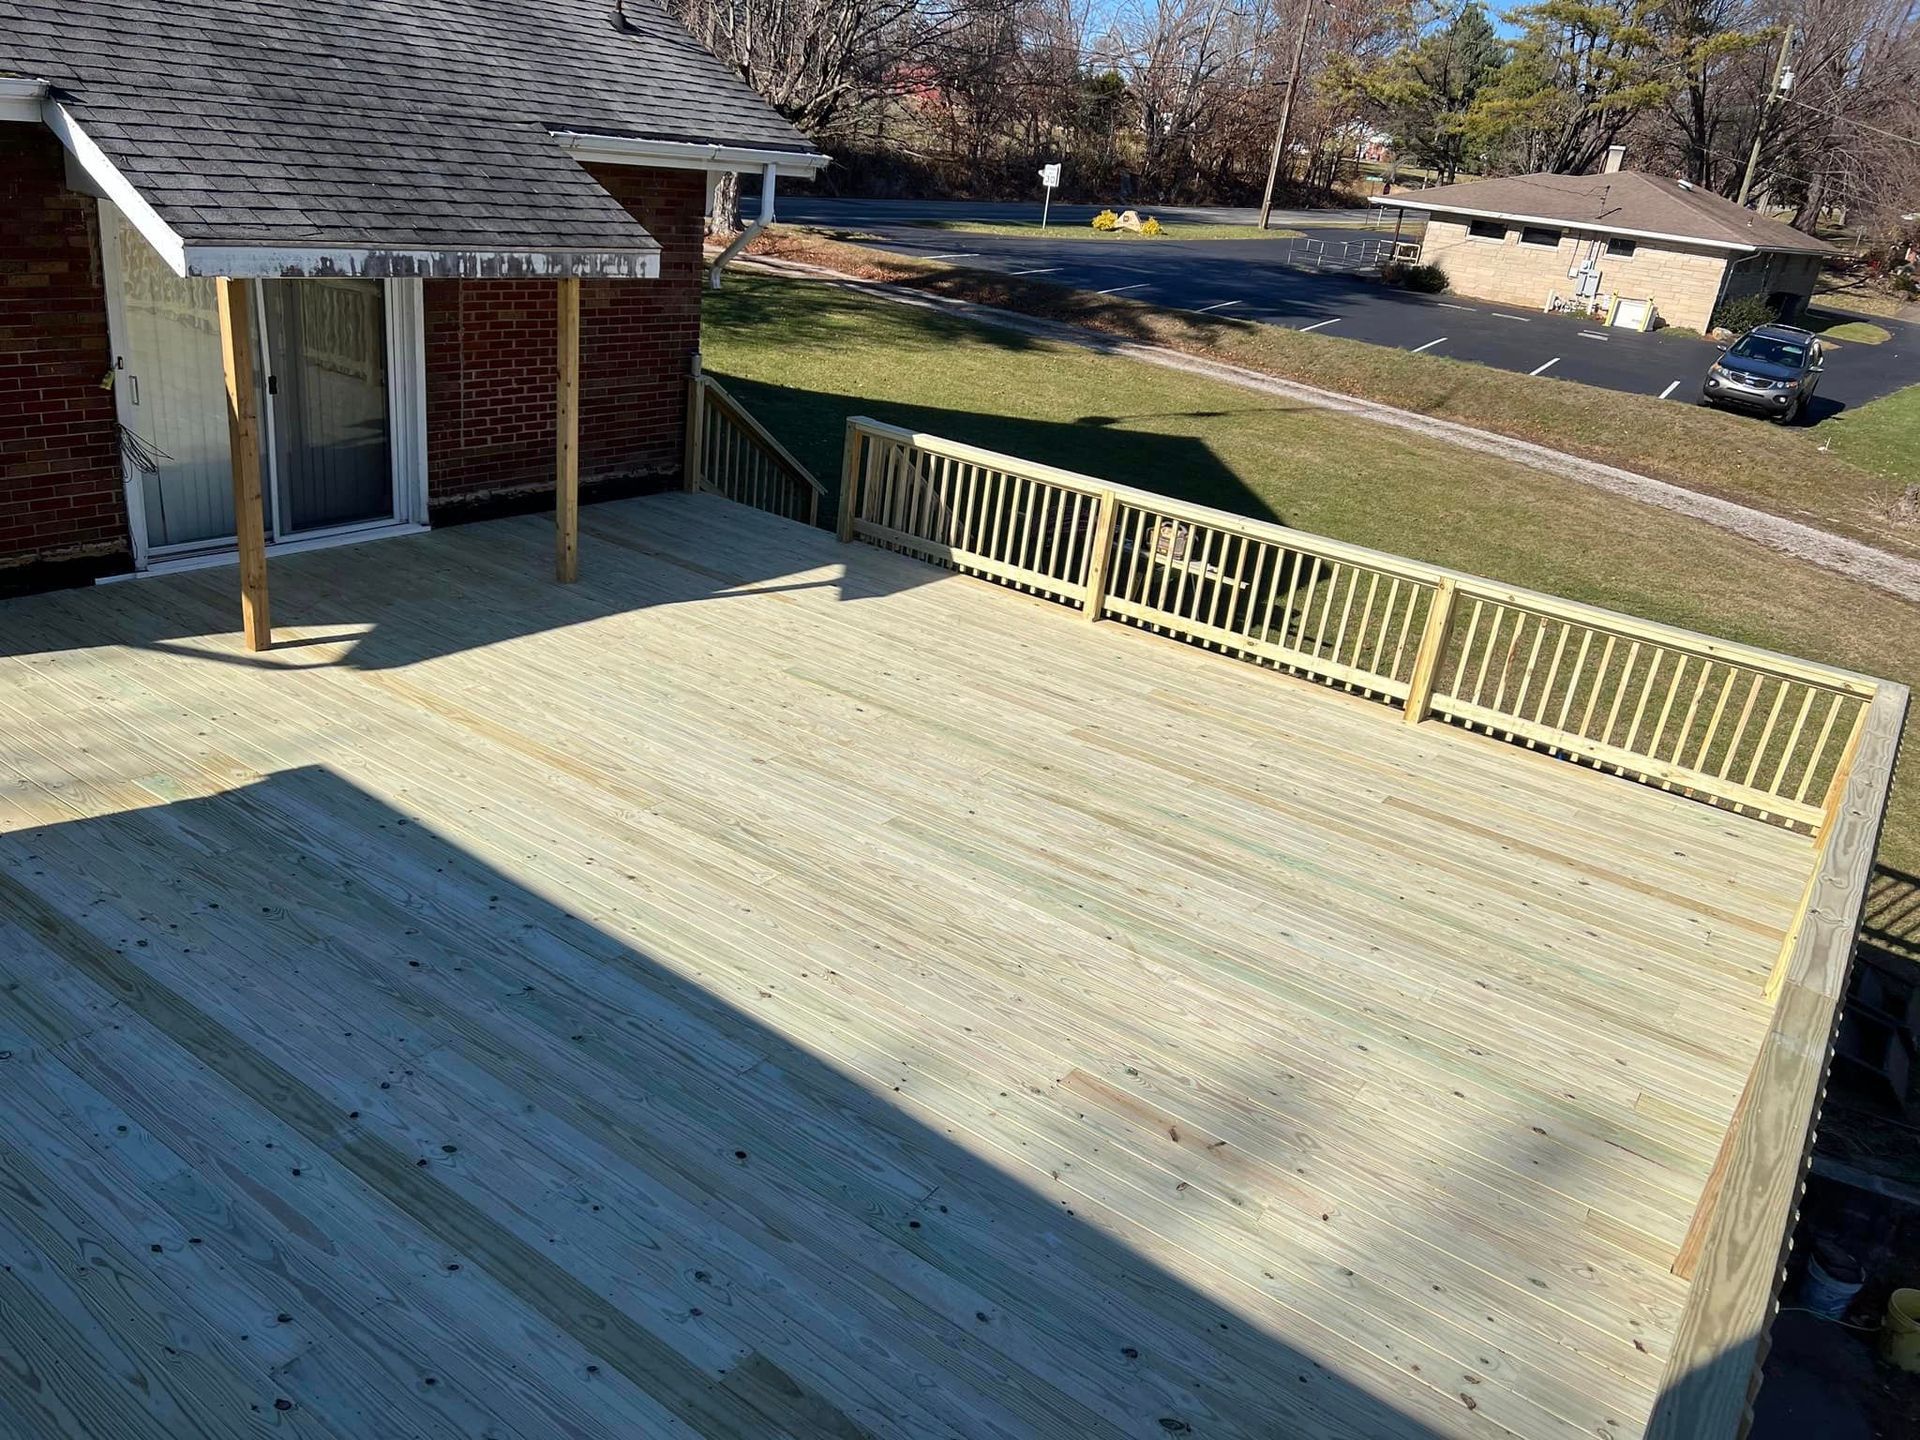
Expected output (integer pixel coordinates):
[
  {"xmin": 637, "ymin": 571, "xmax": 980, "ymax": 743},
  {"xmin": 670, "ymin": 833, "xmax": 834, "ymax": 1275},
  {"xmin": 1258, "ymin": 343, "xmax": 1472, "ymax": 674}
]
[
  {"xmin": 703, "ymin": 271, "xmax": 1920, "ymax": 872},
  {"xmin": 749, "ymin": 225, "xmax": 1920, "ymax": 560},
  {"xmin": 908, "ymin": 219, "xmax": 1308, "ymax": 241},
  {"xmin": 1804, "ymin": 310, "xmax": 1893, "ymax": 346}
]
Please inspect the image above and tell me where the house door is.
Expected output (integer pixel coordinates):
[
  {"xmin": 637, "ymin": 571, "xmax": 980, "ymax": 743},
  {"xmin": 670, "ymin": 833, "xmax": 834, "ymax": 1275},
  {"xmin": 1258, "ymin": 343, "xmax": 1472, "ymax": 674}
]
[
  {"xmin": 258, "ymin": 279, "xmax": 396, "ymax": 536},
  {"xmin": 102, "ymin": 208, "xmax": 409, "ymax": 562}
]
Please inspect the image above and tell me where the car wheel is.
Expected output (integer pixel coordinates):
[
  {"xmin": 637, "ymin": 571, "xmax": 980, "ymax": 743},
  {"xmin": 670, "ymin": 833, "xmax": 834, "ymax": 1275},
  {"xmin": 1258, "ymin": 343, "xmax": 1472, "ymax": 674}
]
[{"xmin": 1776, "ymin": 397, "xmax": 1802, "ymax": 425}]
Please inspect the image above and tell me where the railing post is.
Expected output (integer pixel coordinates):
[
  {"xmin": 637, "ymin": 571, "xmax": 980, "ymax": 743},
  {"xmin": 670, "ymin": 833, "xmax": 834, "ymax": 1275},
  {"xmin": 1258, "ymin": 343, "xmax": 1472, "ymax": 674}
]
[
  {"xmin": 1403, "ymin": 577, "xmax": 1458, "ymax": 725},
  {"xmin": 684, "ymin": 356, "xmax": 704, "ymax": 494},
  {"xmin": 1083, "ymin": 490, "xmax": 1118, "ymax": 621},
  {"xmin": 836, "ymin": 418, "xmax": 861, "ymax": 543}
]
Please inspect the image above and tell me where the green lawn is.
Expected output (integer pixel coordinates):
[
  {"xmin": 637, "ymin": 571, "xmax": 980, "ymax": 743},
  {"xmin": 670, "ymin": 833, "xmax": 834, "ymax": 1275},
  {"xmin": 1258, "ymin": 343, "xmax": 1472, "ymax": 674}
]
[
  {"xmin": 906, "ymin": 219, "xmax": 1307, "ymax": 241},
  {"xmin": 753, "ymin": 227, "xmax": 1920, "ymax": 559},
  {"xmin": 704, "ymin": 271, "xmax": 1920, "ymax": 873},
  {"xmin": 1824, "ymin": 385, "xmax": 1920, "ymax": 493}
]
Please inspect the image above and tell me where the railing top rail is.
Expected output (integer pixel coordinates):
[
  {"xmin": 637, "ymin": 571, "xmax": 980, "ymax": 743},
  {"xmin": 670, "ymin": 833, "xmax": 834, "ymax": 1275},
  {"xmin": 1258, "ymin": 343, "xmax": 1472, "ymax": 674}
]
[
  {"xmin": 846, "ymin": 416, "xmax": 1883, "ymax": 700},
  {"xmin": 706, "ymin": 376, "xmax": 828, "ymax": 499}
]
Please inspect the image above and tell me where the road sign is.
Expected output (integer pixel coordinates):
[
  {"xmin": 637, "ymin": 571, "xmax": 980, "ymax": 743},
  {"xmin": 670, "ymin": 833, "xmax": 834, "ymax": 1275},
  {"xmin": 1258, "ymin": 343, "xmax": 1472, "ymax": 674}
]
[{"xmin": 1038, "ymin": 163, "xmax": 1061, "ymax": 228}]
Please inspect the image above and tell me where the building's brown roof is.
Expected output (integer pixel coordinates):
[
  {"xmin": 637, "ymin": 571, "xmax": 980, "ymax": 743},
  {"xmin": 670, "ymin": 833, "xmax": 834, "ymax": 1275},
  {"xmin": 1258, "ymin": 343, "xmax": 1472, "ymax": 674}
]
[{"xmin": 1377, "ymin": 171, "xmax": 1835, "ymax": 255}]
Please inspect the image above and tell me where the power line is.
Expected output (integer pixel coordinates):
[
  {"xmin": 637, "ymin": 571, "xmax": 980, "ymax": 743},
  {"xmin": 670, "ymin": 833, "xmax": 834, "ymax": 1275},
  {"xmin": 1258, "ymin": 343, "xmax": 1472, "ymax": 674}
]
[{"xmin": 1781, "ymin": 95, "xmax": 1920, "ymax": 150}]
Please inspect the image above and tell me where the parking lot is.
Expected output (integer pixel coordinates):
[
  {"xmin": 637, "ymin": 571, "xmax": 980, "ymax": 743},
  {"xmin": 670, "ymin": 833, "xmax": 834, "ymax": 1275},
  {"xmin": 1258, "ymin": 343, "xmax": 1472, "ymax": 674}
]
[{"xmin": 769, "ymin": 198, "xmax": 1920, "ymax": 419}]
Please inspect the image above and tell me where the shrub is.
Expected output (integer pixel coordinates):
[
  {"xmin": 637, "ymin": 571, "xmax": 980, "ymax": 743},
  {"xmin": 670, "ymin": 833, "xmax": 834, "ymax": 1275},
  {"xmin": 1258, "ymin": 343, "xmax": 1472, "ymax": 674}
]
[
  {"xmin": 1710, "ymin": 293, "xmax": 1779, "ymax": 333},
  {"xmin": 1139, "ymin": 216, "xmax": 1164, "ymax": 236},
  {"xmin": 1091, "ymin": 209, "xmax": 1119, "ymax": 232},
  {"xmin": 1382, "ymin": 261, "xmax": 1449, "ymax": 293}
]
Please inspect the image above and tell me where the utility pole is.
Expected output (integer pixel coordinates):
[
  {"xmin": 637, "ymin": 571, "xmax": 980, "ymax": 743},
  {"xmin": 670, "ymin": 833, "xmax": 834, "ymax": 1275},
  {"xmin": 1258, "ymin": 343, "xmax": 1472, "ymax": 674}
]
[
  {"xmin": 1258, "ymin": 0, "xmax": 1315, "ymax": 230},
  {"xmin": 1736, "ymin": 23, "xmax": 1793, "ymax": 207}
]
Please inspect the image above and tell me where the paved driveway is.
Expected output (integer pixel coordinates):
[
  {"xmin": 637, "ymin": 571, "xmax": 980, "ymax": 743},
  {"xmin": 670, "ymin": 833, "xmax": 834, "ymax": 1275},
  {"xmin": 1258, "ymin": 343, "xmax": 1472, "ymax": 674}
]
[{"xmin": 761, "ymin": 198, "xmax": 1920, "ymax": 417}]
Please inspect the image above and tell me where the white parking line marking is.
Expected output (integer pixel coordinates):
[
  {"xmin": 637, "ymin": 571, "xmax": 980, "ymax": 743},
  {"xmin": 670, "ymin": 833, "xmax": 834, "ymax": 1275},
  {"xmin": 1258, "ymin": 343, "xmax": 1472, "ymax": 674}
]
[
  {"xmin": 1578, "ymin": 330, "xmax": 1609, "ymax": 340},
  {"xmin": 1298, "ymin": 317, "xmax": 1340, "ymax": 332},
  {"xmin": 1009, "ymin": 266, "xmax": 1060, "ymax": 275},
  {"xmin": 921, "ymin": 251, "xmax": 980, "ymax": 261},
  {"xmin": 1490, "ymin": 312, "xmax": 1531, "ymax": 322},
  {"xmin": 1193, "ymin": 299, "xmax": 1243, "ymax": 313},
  {"xmin": 1410, "ymin": 336, "xmax": 1447, "ymax": 353},
  {"xmin": 1096, "ymin": 282, "xmax": 1147, "ymax": 295},
  {"xmin": 1529, "ymin": 357, "xmax": 1559, "ymax": 376},
  {"xmin": 1436, "ymin": 302, "xmax": 1473, "ymax": 311},
  {"xmin": 1659, "ymin": 379, "xmax": 1681, "ymax": 399}
]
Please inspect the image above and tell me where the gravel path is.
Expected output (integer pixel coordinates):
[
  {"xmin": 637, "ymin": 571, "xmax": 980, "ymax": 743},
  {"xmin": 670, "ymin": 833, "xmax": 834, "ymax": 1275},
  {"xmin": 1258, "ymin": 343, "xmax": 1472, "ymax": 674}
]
[{"xmin": 740, "ymin": 254, "xmax": 1920, "ymax": 606}]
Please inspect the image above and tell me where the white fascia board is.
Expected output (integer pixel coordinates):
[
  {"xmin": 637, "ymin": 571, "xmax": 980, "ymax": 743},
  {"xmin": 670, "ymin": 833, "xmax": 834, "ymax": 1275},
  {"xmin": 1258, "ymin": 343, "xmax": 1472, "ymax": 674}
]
[
  {"xmin": 0, "ymin": 76, "xmax": 49, "ymax": 122},
  {"xmin": 1366, "ymin": 194, "xmax": 1760, "ymax": 254},
  {"xmin": 551, "ymin": 130, "xmax": 827, "ymax": 178},
  {"xmin": 182, "ymin": 245, "xmax": 662, "ymax": 280},
  {"xmin": 42, "ymin": 101, "xmax": 191, "ymax": 273}
]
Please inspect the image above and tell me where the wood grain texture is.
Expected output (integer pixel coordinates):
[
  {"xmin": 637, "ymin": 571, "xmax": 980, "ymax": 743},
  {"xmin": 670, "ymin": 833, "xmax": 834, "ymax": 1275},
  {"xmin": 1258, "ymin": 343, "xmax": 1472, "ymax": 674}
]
[
  {"xmin": 1645, "ymin": 685, "xmax": 1906, "ymax": 1440},
  {"xmin": 555, "ymin": 276, "xmax": 581, "ymax": 584},
  {"xmin": 0, "ymin": 493, "xmax": 1863, "ymax": 1440},
  {"xmin": 215, "ymin": 276, "xmax": 270, "ymax": 651}
]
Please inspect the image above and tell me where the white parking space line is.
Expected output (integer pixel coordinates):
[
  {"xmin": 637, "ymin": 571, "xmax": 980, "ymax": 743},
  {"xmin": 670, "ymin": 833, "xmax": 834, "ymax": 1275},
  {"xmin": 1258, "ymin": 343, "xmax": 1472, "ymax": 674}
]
[
  {"xmin": 1578, "ymin": 330, "xmax": 1610, "ymax": 340},
  {"xmin": 922, "ymin": 252, "xmax": 980, "ymax": 261},
  {"xmin": 1009, "ymin": 266, "xmax": 1060, "ymax": 276},
  {"xmin": 1529, "ymin": 357, "xmax": 1560, "ymax": 377},
  {"xmin": 1298, "ymin": 317, "xmax": 1341, "ymax": 332},
  {"xmin": 1097, "ymin": 282, "xmax": 1148, "ymax": 295},
  {"xmin": 1659, "ymin": 380, "xmax": 1682, "ymax": 400},
  {"xmin": 1490, "ymin": 312, "xmax": 1531, "ymax": 322},
  {"xmin": 1410, "ymin": 336, "xmax": 1447, "ymax": 354},
  {"xmin": 1436, "ymin": 302, "xmax": 1474, "ymax": 311},
  {"xmin": 1193, "ymin": 299, "xmax": 1243, "ymax": 313}
]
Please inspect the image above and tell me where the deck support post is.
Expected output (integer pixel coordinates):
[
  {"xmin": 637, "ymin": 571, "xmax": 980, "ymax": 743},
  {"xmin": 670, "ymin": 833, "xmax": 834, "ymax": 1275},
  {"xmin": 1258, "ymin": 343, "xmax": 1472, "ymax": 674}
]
[
  {"xmin": 555, "ymin": 276, "xmax": 581, "ymax": 583},
  {"xmin": 836, "ymin": 418, "xmax": 861, "ymax": 543},
  {"xmin": 684, "ymin": 353, "xmax": 704, "ymax": 495},
  {"xmin": 1083, "ymin": 490, "xmax": 1118, "ymax": 621},
  {"xmin": 214, "ymin": 277, "xmax": 270, "ymax": 651},
  {"xmin": 1402, "ymin": 576, "xmax": 1458, "ymax": 724}
]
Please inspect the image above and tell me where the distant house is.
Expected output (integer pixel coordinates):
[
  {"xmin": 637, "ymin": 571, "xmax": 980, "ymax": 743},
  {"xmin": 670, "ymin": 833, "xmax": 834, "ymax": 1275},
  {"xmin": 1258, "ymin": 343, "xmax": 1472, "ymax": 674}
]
[
  {"xmin": 1, "ymin": 0, "xmax": 823, "ymax": 604},
  {"xmin": 1372, "ymin": 151, "xmax": 1835, "ymax": 331}
]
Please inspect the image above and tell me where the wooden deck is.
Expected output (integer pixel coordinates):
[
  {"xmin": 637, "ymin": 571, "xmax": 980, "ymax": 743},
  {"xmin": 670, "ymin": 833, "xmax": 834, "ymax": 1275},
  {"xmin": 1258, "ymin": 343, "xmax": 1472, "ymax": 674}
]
[{"xmin": 0, "ymin": 493, "xmax": 1822, "ymax": 1439}]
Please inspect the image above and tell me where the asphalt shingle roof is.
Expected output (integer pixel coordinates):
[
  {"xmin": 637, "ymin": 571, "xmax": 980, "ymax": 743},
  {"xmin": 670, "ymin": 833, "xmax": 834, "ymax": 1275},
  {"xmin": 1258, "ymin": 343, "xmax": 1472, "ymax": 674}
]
[
  {"xmin": 0, "ymin": 0, "xmax": 817, "ymax": 256},
  {"xmin": 1384, "ymin": 171, "xmax": 1835, "ymax": 255}
]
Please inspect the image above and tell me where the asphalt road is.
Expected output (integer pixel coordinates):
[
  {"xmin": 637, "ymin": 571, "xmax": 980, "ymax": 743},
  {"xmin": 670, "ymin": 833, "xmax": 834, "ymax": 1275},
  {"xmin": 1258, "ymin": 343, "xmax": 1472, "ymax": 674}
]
[{"xmin": 757, "ymin": 198, "xmax": 1920, "ymax": 418}]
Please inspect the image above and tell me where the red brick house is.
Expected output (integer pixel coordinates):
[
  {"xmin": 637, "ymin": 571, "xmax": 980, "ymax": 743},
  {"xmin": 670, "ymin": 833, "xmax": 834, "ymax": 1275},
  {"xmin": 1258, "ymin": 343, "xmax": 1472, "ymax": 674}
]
[{"xmin": 1, "ymin": 0, "xmax": 822, "ymax": 627}]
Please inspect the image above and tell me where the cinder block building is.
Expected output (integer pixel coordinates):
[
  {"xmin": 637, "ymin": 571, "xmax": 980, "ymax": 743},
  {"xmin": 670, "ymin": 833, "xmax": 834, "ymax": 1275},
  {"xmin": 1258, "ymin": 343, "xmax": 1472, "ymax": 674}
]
[{"xmin": 1374, "ymin": 155, "xmax": 1834, "ymax": 333}]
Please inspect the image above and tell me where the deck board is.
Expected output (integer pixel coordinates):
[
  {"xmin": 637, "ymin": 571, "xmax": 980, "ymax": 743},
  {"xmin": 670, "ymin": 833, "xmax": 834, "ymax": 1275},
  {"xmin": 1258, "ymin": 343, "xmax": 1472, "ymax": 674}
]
[{"xmin": 0, "ymin": 493, "xmax": 1816, "ymax": 1439}]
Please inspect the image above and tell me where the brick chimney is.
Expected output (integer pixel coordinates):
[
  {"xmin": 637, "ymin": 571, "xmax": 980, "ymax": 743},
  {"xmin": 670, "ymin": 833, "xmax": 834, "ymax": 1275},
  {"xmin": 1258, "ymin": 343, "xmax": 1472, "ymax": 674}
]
[{"xmin": 1603, "ymin": 145, "xmax": 1626, "ymax": 174}]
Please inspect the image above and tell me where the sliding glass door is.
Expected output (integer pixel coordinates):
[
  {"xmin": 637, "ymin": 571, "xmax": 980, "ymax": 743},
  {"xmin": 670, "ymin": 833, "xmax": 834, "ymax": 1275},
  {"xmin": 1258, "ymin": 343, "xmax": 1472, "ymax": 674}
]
[
  {"xmin": 105, "ymin": 209, "xmax": 406, "ymax": 559},
  {"xmin": 260, "ymin": 279, "xmax": 396, "ymax": 536}
]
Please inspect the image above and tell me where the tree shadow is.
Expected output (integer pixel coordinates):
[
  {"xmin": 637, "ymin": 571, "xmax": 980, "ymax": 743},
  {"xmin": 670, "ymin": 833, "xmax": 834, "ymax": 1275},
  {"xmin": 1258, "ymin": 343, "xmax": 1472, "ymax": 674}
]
[{"xmin": 0, "ymin": 765, "xmax": 1454, "ymax": 1438}]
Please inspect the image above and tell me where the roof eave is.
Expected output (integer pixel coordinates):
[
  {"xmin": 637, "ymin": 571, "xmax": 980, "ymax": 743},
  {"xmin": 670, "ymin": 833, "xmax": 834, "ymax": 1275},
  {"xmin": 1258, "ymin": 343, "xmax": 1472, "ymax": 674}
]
[
  {"xmin": 0, "ymin": 76, "xmax": 49, "ymax": 122},
  {"xmin": 1369, "ymin": 194, "xmax": 1762, "ymax": 253},
  {"xmin": 552, "ymin": 129, "xmax": 828, "ymax": 177},
  {"xmin": 181, "ymin": 243, "xmax": 662, "ymax": 279}
]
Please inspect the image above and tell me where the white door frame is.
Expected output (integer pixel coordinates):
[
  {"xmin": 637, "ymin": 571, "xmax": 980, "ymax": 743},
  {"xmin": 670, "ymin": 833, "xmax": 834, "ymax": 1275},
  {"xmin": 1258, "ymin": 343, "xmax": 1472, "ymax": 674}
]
[{"xmin": 98, "ymin": 198, "xmax": 431, "ymax": 570}]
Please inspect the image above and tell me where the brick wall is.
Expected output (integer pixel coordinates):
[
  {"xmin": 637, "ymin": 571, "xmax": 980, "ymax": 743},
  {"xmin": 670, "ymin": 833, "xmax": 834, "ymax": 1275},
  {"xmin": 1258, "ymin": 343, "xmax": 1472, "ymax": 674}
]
[
  {"xmin": 1419, "ymin": 216, "xmax": 1733, "ymax": 331},
  {"xmin": 0, "ymin": 128, "xmax": 127, "ymax": 581},
  {"xmin": 423, "ymin": 165, "xmax": 705, "ymax": 512}
]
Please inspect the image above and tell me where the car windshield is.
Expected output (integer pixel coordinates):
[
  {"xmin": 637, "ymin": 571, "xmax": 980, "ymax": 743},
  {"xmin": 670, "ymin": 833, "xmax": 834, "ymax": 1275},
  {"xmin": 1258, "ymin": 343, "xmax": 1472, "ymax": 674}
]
[{"xmin": 1726, "ymin": 334, "xmax": 1809, "ymax": 367}]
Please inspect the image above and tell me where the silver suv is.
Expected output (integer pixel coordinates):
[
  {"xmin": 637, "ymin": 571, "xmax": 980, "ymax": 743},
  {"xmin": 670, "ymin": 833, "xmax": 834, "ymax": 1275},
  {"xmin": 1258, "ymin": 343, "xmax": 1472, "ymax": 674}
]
[{"xmin": 1701, "ymin": 324, "xmax": 1825, "ymax": 423}]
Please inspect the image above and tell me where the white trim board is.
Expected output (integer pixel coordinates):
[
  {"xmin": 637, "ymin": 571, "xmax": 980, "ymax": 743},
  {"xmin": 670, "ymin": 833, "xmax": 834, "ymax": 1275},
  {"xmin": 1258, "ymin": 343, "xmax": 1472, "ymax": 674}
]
[
  {"xmin": 182, "ymin": 244, "xmax": 660, "ymax": 280},
  {"xmin": 46, "ymin": 102, "xmax": 189, "ymax": 273},
  {"xmin": 551, "ymin": 130, "xmax": 828, "ymax": 177},
  {"xmin": 0, "ymin": 76, "xmax": 48, "ymax": 122}
]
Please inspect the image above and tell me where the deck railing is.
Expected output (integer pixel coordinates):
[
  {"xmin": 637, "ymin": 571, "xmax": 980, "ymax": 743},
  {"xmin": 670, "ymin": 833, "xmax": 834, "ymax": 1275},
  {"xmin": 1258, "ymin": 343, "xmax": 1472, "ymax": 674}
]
[
  {"xmin": 837, "ymin": 416, "xmax": 1881, "ymax": 836},
  {"xmin": 685, "ymin": 369, "xmax": 825, "ymax": 526}
]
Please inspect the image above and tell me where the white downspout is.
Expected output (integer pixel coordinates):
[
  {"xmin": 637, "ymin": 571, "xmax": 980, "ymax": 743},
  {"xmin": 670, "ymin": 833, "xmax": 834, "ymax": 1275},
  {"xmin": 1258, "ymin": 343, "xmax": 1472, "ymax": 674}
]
[{"xmin": 710, "ymin": 163, "xmax": 775, "ymax": 290}]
